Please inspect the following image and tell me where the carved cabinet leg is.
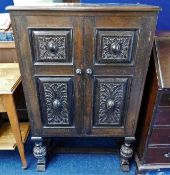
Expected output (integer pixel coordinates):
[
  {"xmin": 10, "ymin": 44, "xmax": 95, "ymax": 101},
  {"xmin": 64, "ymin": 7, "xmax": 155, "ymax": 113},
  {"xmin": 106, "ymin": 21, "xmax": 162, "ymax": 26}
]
[
  {"xmin": 120, "ymin": 137, "xmax": 135, "ymax": 172},
  {"xmin": 32, "ymin": 137, "xmax": 47, "ymax": 171}
]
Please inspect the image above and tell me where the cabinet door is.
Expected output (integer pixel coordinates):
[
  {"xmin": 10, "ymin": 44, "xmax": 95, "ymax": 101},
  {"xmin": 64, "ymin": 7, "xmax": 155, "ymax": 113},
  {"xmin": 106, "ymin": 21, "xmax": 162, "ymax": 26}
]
[
  {"xmin": 83, "ymin": 15, "xmax": 155, "ymax": 136},
  {"xmin": 13, "ymin": 15, "xmax": 84, "ymax": 136}
]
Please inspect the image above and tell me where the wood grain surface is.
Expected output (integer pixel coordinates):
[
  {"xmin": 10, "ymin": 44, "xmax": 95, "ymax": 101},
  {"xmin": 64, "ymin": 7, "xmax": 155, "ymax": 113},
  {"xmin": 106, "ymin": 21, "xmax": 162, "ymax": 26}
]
[{"xmin": 0, "ymin": 63, "xmax": 21, "ymax": 94}]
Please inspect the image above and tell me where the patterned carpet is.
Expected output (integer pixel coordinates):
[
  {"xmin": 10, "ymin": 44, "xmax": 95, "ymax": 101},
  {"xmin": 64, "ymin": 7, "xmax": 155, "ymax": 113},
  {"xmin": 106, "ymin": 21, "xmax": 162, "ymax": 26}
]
[{"xmin": 0, "ymin": 136, "xmax": 170, "ymax": 175}]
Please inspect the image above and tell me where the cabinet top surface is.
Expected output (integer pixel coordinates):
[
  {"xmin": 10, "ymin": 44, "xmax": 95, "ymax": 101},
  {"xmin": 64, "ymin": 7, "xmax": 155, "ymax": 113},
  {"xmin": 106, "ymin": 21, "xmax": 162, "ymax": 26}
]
[
  {"xmin": 155, "ymin": 33, "xmax": 170, "ymax": 89},
  {"xmin": 6, "ymin": 3, "xmax": 159, "ymax": 12}
]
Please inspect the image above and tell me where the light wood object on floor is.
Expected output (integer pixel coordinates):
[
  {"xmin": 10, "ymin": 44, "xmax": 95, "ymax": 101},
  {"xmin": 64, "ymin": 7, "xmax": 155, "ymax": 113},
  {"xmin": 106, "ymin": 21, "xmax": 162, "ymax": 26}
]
[
  {"xmin": 0, "ymin": 63, "xmax": 29, "ymax": 169},
  {"xmin": 0, "ymin": 122, "xmax": 29, "ymax": 150}
]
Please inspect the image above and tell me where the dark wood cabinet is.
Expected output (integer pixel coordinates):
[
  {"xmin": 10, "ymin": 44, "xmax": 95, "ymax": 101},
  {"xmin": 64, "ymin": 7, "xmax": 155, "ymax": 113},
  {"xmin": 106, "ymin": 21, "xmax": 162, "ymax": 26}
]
[
  {"xmin": 136, "ymin": 33, "xmax": 170, "ymax": 174},
  {"xmin": 7, "ymin": 3, "xmax": 159, "ymax": 172}
]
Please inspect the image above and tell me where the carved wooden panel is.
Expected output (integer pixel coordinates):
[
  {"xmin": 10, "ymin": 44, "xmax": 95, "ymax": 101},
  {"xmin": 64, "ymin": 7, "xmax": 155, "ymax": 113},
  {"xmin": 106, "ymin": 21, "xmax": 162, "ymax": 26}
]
[
  {"xmin": 29, "ymin": 29, "xmax": 72, "ymax": 63},
  {"xmin": 93, "ymin": 77, "xmax": 129, "ymax": 126},
  {"xmin": 95, "ymin": 29, "xmax": 137, "ymax": 64},
  {"xmin": 37, "ymin": 77, "xmax": 74, "ymax": 126}
]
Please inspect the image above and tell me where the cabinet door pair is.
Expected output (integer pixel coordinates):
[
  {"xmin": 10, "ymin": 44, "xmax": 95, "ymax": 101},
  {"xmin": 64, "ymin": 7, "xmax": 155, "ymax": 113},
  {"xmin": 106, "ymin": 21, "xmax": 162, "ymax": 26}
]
[{"xmin": 13, "ymin": 15, "xmax": 154, "ymax": 137}]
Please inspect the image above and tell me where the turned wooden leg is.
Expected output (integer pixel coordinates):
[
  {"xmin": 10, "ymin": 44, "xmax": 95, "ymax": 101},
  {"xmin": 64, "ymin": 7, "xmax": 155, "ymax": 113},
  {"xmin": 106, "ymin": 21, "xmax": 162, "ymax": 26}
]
[
  {"xmin": 120, "ymin": 137, "xmax": 135, "ymax": 172},
  {"xmin": 32, "ymin": 137, "xmax": 47, "ymax": 171},
  {"xmin": 3, "ymin": 94, "xmax": 27, "ymax": 169}
]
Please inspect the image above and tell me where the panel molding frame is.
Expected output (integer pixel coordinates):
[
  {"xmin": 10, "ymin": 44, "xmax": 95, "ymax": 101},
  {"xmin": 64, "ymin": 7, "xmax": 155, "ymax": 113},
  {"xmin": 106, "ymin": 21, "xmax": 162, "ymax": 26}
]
[
  {"xmin": 93, "ymin": 76, "xmax": 132, "ymax": 128},
  {"xmin": 95, "ymin": 28, "xmax": 139, "ymax": 66},
  {"xmin": 28, "ymin": 28, "xmax": 73, "ymax": 65},
  {"xmin": 36, "ymin": 76, "xmax": 75, "ymax": 128}
]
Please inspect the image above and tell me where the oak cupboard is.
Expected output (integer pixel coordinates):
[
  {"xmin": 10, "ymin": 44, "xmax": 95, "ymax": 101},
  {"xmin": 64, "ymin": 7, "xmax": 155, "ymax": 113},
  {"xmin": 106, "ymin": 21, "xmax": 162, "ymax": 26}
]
[{"xmin": 7, "ymin": 3, "xmax": 159, "ymax": 172}]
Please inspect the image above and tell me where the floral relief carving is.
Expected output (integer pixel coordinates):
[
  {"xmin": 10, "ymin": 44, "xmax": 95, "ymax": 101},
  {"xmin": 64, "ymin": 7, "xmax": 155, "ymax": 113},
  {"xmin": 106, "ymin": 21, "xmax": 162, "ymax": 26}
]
[
  {"xmin": 42, "ymin": 82, "xmax": 69, "ymax": 125},
  {"xmin": 96, "ymin": 30, "xmax": 137, "ymax": 64},
  {"xmin": 101, "ymin": 36, "xmax": 131, "ymax": 62},
  {"xmin": 37, "ymin": 36, "xmax": 66, "ymax": 61},
  {"xmin": 29, "ymin": 29, "xmax": 72, "ymax": 63},
  {"xmin": 95, "ymin": 78, "xmax": 128, "ymax": 126}
]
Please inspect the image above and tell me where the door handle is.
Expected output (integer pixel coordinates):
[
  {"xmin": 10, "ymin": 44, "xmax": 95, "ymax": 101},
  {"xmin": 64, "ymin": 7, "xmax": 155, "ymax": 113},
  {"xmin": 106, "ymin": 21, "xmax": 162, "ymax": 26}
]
[
  {"xmin": 86, "ymin": 68, "xmax": 93, "ymax": 75},
  {"xmin": 75, "ymin": 68, "xmax": 82, "ymax": 75},
  {"xmin": 164, "ymin": 152, "xmax": 170, "ymax": 158}
]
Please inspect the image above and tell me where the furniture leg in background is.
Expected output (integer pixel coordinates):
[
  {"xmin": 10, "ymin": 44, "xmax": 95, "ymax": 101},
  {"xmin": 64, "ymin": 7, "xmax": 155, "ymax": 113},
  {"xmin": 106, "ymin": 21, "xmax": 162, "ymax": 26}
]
[
  {"xmin": 0, "ymin": 63, "xmax": 30, "ymax": 169},
  {"xmin": 2, "ymin": 94, "xmax": 27, "ymax": 169}
]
